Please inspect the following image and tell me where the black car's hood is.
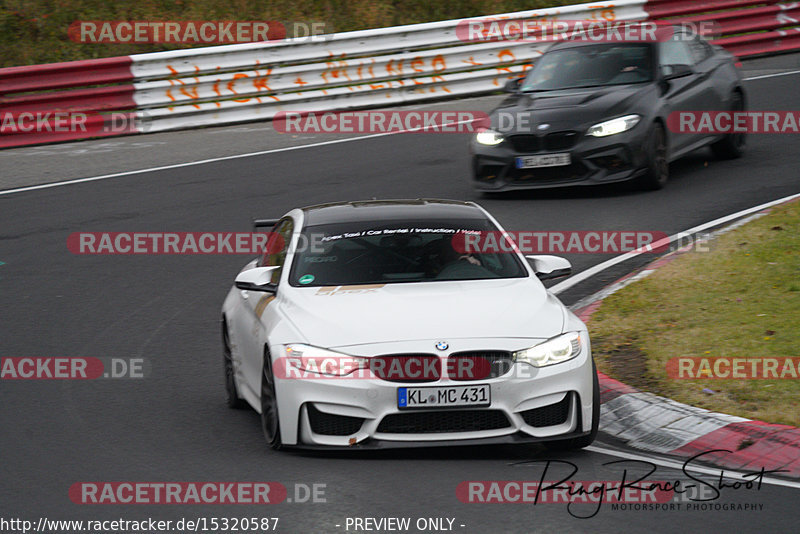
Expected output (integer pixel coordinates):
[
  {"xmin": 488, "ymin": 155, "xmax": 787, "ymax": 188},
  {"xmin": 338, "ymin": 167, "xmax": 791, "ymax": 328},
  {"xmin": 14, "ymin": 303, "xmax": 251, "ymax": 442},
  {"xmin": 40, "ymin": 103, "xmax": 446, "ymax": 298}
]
[{"xmin": 494, "ymin": 83, "xmax": 654, "ymax": 133}]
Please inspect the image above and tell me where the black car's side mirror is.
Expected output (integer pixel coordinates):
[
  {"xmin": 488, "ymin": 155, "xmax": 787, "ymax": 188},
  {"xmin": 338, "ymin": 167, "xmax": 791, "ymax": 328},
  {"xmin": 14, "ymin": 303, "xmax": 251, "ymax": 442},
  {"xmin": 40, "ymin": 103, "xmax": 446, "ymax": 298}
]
[
  {"xmin": 503, "ymin": 77, "xmax": 524, "ymax": 93},
  {"xmin": 661, "ymin": 64, "xmax": 695, "ymax": 81}
]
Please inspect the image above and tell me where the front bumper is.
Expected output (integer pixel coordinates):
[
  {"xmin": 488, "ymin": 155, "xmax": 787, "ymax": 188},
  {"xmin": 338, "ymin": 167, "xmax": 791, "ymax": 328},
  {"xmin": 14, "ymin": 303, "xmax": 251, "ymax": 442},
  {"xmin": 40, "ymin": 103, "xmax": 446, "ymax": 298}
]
[
  {"xmin": 470, "ymin": 126, "xmax": 650, "ymax": 191},
  {"xmin": 271, "ymin": 337, "xmax": 595, "ymax": 448}
]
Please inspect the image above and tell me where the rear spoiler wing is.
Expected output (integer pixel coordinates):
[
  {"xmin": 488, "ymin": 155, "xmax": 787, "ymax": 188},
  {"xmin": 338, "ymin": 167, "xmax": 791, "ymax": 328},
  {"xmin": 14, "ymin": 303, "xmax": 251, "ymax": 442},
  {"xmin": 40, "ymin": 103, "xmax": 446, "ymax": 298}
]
[{"xmin": 253, "ymin": 219, "xmax": 280, "ymax": 232}]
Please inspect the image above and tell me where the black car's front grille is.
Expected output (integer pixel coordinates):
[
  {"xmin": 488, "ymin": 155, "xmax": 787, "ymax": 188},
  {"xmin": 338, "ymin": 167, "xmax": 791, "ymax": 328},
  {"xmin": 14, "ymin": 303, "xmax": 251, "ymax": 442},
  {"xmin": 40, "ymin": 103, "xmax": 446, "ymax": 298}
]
[
  {"xmin": 506, "ymin": 132, "xmax": 578, "ymax": 153},
  {"xmin": 307, "ymin": 404, "xmax": 364, "ymax": 436},
  {"xmin": 506, "ymin": 135, "xmax": 539, "ymax": 152},
  {"xmin": 520, "ymin": 394, "xmax": 571, "ymax": 427},
  {"xmin": 508, "ymin": 161, "xmax": 588, "ymax": 184},
  {"xmin": 448, "ymin": 351, "xmax": 514, "ymax": 381},
  {"xmin": 377, "ymin": 410, "xmax": 510, "ymax": 434},
  {"xmin": 544, "ymin": 131, "xmax": 578, "ymax": 151},
  {"xmin": 370, "ymin": 354, "xmax": 441, "ymax": 383}
]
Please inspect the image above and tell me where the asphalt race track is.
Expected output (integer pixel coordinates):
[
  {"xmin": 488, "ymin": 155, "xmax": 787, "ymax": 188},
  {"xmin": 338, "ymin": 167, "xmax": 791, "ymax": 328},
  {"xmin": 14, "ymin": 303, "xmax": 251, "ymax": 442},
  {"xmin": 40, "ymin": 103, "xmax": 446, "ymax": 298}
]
[{"xmin": 1, "ymin": 54, "xmax": 799, "ymax": 533}]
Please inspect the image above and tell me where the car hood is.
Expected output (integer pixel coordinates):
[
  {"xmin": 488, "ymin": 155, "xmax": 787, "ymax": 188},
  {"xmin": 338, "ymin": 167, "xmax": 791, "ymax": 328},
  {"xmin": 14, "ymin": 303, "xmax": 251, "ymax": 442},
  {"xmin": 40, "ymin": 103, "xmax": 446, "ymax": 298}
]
[
  {"xmin": 281, "ymin": 278, "xmax": 565, "ymax": 349},
  {"xmin": 494, "ymin": 84, "xmax": 652, "ymax": 132}
]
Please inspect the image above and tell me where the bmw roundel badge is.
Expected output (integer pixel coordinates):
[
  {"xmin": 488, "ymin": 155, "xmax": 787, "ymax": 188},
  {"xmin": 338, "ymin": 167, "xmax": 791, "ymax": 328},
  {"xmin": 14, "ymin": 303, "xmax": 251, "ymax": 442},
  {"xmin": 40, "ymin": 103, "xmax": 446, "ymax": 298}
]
[{"xmin": 435, "ymin": 341, "xmax": 449, "ymax": 351}]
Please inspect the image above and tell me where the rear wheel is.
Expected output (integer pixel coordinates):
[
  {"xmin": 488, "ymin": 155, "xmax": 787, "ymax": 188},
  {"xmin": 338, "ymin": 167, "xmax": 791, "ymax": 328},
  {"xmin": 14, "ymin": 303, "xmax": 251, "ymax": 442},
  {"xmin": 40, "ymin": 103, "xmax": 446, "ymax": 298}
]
[
  {"xmin": 711, "ymin": 92, "xmax": 746, "ymax": 159},
  {"xmin": 261, "ymin": 349, "xmax": 283, "ymax": 450},
  {"xmin": 543, "ymin": 360, "xmax": 600, "ymax": 451},
  {"xmin": 637, "ymin": 123, "xmax": 669, "ymax": 190},
  {"xmin": 222, "ymin": 322, "xmax": 246, "ymax": 409}
]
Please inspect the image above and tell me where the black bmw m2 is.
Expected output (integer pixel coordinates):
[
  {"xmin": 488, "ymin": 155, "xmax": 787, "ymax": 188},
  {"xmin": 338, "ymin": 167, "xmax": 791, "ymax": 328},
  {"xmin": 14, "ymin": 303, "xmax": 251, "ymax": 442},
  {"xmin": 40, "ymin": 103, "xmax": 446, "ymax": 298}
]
[{"xmin": 470, "ymin": 25, "xmax": 746, "ymax": 192}]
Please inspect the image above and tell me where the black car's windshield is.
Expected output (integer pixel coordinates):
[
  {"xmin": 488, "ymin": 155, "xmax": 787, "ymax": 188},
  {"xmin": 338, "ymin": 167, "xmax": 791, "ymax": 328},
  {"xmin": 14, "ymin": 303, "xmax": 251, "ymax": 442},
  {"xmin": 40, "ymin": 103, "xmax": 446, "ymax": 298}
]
[
  {"xmin": 288, "ymin": 219, "xmax": 527, "ymax": 287},
  {"xmin": 521, "ymin": 44, "xmax": 654, "ymax": 92}
]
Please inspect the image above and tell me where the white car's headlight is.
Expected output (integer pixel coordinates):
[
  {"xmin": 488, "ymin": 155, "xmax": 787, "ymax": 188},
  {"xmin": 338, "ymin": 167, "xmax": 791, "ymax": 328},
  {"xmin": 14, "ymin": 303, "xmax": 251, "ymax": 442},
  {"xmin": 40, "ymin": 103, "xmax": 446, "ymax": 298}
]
[
  {"xmin": 513, "ymin": 332, "xmax": 582, "ymax": 367},
  {"xmin": 587, "ymin": 115, "xmax": 641, "ymax": 137},
  {"xmin": 476, "ymin": 129, "xmax": 504, "ymax": 146},
  {"xmin": 285, "ymin": 344, "xmax": 368, "ymax": 376}
]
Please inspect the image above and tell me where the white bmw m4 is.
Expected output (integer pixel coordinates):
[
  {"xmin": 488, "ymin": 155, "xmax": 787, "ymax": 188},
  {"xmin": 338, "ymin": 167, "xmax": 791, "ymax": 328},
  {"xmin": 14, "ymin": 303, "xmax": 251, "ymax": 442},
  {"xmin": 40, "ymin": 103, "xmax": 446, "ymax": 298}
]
[{"xmin": 221, "ymin": 199, "xmax": 598, "ymax": 450}]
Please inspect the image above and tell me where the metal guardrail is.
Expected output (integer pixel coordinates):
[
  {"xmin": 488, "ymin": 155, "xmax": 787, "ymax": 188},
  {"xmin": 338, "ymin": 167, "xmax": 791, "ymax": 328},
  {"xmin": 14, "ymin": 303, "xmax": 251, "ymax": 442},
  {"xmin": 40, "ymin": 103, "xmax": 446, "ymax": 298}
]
[
  {"xmin": 647, "ymin": 0, "xmax": 800, "ymax": 58},
  {"xmin": 1, "ymin": 0, "xmax": 799, "ymax": 147}
]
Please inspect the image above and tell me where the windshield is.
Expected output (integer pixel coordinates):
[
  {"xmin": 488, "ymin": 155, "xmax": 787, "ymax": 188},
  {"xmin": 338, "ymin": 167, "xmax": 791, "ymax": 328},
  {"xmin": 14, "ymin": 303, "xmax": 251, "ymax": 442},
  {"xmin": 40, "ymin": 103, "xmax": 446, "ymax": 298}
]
[
  {"xmin": 521, "ymin": 43, "xmax": 654, "ymax": 92},
  {"xmin": 288, "ymin": 219, "xmax": 527, "ymax": 287}
]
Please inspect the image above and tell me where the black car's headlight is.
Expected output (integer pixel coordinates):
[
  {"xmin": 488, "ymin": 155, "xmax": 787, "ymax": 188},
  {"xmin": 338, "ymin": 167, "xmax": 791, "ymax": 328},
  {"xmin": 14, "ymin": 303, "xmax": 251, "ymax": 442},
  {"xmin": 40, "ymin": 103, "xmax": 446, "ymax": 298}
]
[
  {"xmin": 475, "ymin": 129, "xmax": 504, "ymax": 146},
  {"xmin": 513, "ymin": 332, "xmax": 582, "ymax": 367},
  {"xmin": 587, "ymin": 115, "xmax": 641, "ymax": 137}
]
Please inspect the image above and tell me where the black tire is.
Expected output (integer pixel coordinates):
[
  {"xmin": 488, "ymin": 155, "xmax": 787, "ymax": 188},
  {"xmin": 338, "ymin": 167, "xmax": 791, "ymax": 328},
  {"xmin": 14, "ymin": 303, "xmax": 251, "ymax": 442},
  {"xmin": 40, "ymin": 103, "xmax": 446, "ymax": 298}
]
[
  {"xmin": 637, "ymin": 123, "xmax": 669, "ymax": 190},
  {"xmin": 543, "ymin": 360, "xmax": 600, "ymax": 451},
  {"xmin": 222, "ymin": 322, "xmax": 246, "ymax": 409},
  {"xmin": 711, "ymin": 92, "xmax": 746, "ymax": 160},
  {"xmin": 260, "ymin": 348, "xmax": 283, "ymax": 450}
]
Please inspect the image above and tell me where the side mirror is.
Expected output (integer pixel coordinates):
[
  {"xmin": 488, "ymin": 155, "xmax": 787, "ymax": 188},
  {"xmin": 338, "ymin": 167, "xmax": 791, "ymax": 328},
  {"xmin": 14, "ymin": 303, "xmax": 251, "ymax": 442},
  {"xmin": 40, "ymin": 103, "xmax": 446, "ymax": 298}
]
[
  {"xmin": 253, "ymin": 218, "xmax": 280, "ymax": 232},
  {"xmin": 661, "ymin": 64, "xmax": 694, "ymax": 81},
  {"xmin": 526, "ymin": 255, "xmax": 572, "ymax": 281},
  {"xmin": 503, "ymin": 77, "xmax": 524, "ymax": 93},
  {"xmin": 235, "ymin": 266, "xmax": 280, "ymax": 292}
]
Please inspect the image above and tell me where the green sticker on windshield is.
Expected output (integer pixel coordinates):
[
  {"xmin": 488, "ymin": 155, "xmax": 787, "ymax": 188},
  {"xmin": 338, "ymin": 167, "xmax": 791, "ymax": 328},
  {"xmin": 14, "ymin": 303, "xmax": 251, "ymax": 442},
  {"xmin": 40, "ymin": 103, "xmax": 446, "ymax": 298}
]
[{"xmin": 298, "ymin": 274, "xmax": 315, "ymax": 285}]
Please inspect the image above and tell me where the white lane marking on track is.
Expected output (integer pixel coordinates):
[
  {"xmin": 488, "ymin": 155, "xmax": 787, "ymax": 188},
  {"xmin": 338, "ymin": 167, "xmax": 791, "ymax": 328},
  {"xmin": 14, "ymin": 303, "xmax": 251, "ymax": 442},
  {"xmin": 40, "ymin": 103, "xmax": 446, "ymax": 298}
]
[
  {"xmin": 0, "ymin": 119, "xmax": 475, "ymax": 196},
  {"xmin": 0, "ymin": 132, "xmax": 400, "ymax": 196},
  {"xmin": 744, "ymin": 69, "xmax": 800, "ymax": 81},
  {"xmin": 550, "ymin": 192, "xmax": 800, "ymax": 295},
  {"xmin": 585, "ymin": 445, "xmax": 800, "ymax": 490},
  {"xmin": 1, "ymin": 69, "xmax": 799, "ymax": 196}
]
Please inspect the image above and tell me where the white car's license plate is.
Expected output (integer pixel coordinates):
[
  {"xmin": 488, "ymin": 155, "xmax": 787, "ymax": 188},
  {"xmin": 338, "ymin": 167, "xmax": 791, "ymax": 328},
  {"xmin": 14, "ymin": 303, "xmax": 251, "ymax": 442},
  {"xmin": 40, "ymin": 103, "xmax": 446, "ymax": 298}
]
[
  {"xmin": 397, "ymin": 384, "xmax": 490, "ymax": 409},
  {"xmin": 515, "ymin": 153, "xmax": 571, "ymax": 169}
]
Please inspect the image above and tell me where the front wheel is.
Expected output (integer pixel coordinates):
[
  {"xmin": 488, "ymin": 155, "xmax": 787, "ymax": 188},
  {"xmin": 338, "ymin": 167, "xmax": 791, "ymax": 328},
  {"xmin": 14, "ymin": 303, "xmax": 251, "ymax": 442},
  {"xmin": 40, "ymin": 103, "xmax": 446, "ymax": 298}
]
[
  {"xmin": 223, "ymin": 322, "xmax": 246, "ymax": 409},
  {"xmin": 543, "ymin": 361, "xmax": 600, "ymax": 451},
  {"xmin": 261, "ymin": 349, "xmax": 283, "ymax": 450},
  {"xmin": 636, "ymin": 123, "xmax": 669, "ymax": 190},
  {"xmin": 711, "ymin": 92, "xmax": 746, "ymax": 159}
]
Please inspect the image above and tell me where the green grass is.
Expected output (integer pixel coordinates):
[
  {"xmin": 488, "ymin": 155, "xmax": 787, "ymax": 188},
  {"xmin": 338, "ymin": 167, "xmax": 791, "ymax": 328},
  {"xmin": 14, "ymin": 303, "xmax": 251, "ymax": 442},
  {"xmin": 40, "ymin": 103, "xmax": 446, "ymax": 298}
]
[
  {"xmin": 1, "ymin": 0, "xmax": 595, "ymax": 67},
  {"xmin": 588, "ymin": 200, "xmax": 800, "ymax": 426}
]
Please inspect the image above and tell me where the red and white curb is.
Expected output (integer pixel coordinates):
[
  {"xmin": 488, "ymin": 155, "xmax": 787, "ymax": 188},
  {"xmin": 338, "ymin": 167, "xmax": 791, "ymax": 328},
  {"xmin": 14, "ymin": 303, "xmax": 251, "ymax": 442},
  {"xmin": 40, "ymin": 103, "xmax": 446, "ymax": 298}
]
[{"xmin": 570, "ymin": 200, "xmax": 800, "ymax": 479}]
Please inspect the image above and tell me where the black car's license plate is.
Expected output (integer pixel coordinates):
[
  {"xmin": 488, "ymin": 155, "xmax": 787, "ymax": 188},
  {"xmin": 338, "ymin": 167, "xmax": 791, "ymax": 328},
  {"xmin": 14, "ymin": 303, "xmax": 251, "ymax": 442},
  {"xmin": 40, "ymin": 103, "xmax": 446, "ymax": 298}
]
[{"xmin": 515, "ymin": 153, "xmax": 571, "ymax": 169}]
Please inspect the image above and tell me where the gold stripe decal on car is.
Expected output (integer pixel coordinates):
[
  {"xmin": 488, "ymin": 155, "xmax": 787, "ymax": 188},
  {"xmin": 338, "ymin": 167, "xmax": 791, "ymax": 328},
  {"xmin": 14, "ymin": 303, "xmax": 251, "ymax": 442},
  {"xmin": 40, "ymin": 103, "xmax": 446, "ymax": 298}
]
[
  {"xmin": 255, "ymin": 294, "xmax": 276, "ymax": 317},
  {"xmin": 315, "ymin": 284, "xmax": 385, "ymax": 296}
]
